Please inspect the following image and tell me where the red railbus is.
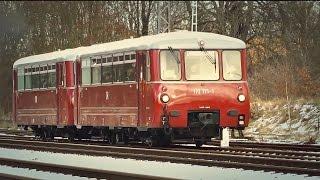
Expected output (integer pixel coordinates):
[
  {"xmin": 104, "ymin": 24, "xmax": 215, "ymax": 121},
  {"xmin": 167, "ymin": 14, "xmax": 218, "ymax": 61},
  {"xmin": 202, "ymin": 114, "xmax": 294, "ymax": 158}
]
[{"xmin": 13, "ymin": 31, "xmax": 250, "ymax": 147}]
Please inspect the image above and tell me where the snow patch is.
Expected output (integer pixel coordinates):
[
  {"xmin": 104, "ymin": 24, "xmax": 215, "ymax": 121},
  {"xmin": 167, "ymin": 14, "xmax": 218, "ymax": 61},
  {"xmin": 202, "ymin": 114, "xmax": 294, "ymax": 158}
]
[{"xmin": 245, "ymin": 100, "xmax": 320, "ymax": 143}]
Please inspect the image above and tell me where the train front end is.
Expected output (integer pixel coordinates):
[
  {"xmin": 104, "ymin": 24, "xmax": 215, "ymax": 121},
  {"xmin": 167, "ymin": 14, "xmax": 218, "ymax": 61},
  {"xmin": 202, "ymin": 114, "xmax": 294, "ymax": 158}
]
[{"xmin": 148, "ymin": 44, "xmax": 250, "ymax": 145}]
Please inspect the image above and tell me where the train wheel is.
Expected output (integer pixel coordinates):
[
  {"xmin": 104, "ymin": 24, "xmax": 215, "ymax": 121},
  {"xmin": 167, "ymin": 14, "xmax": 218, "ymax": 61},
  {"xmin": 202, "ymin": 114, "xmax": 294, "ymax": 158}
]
[
  {"xmin": 115, "ymin": 133, "xmax": 121, "ymax": 144},
  {"xmin": 47, "ymin": 130, "xmax": 54, "ymax": 141},
  {"xmin": 40, "ymin": 129, "xmax": 47, "ymax": 141},
  {"xmin": 159, "ymin": 135, "xmax": 171, "ymax": 147},
  {"xmin": 123, "ymin": 134, "xmax": 129, "ymax": 145},
  {"xmin": 67, "ymin": 136, "xmax": 74, "ymax": 142},
  {"xmin": 64, "ymin": 127, "xmax": 75, "ymax": 142},
  {"xmin": 33, "ymin": 129, "xmax": 41, "ymax": 139},
  {"xmin": 102, "ymin": 129, "xmax": 108, "ymax": 142},
  {"xmin": 66, "ymin": 132, "xmax": 75, "ymax": 142},
  {"xmin": 195, "ymin": 140, "xmax": 203, "ymax": 148},
  {"xmin": 77, "ymin": 136, "xmax": 82, "ymax": 141},
  {"xmin": 40, "ymin": 127, "xmax": 52, "ymax": 141},
  {"xmin": 145, "ymin": 136, "xmax": 158, "ymax": 148},
  {"xmin": 109, "ymin": 131, "xmax": 118, "ymax": 145}
]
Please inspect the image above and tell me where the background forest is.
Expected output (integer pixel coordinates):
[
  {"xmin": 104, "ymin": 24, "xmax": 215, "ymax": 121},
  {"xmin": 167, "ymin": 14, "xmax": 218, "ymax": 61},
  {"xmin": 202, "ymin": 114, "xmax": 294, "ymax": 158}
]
[{"xmin": 0, "ymin": 1, "xmax": 319, "ymax": 119}]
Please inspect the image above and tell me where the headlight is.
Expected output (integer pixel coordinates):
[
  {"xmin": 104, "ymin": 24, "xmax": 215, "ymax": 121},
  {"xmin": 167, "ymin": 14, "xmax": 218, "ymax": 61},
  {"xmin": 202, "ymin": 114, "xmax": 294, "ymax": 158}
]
[
  {"xmin": 238, "ymin": 94, "xmax": 246, "ymax": 102},
  {"xmin": 161, "ymin": 94, "xmax": 170, "ymax": 103}
]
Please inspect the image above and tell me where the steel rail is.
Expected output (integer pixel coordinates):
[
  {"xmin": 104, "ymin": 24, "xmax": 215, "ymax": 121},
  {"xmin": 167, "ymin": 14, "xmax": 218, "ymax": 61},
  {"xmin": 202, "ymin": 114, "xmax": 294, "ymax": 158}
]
[
  {"xmin": 167, "ymin": 145, "xmax": 320, "ymax": 160},
  {"xmin": 0, "ymin": 172, "xmax": 37, "ymax": 180},
  {"xmin": 0, "ymin": 129, "xmax": 33, "ymax": 136},
  {"xmin": 1, "ymin": 130, "xmax": 319, "ymax": 151},
  {"xmin": 209, "ymin": 141, "xmax": 320, "ymax": 152},
  {"xmin": 163, "ymin": 146, "xmax": 320, "ymax": 161},
  {"xmin": 1, "ymin": 135, "xmax": 319, "ymax": 161},
  {"xmin": 0, "ymin": 138, "xmax": 319, "ymax": 176},
  {"xmin": 0, "ymin": 157, "xmax": 177, "ymax": 180}
]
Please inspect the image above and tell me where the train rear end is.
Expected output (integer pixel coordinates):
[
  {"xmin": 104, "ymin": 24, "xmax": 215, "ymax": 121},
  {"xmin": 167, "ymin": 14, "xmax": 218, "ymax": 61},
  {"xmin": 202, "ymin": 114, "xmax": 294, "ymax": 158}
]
[
  {"xmin": 146, "ymin": 49, "xmax": 250, "ymax": 146},
  {"xmin": 153, "ymin": 82, "xmax": 250, "ymax": 141}
]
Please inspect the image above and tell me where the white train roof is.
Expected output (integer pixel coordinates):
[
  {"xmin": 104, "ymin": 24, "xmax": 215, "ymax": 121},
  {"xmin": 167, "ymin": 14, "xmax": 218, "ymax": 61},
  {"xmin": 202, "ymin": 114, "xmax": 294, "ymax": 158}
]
[{"xmin": 13, "ymin": 31, "xmax": 246, "ymax": 68}]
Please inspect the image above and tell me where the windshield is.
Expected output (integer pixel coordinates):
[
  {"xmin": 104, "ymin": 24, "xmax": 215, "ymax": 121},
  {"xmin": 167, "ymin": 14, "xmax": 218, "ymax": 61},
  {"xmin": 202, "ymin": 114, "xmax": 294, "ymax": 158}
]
[
  {"xmin": 160, "ymin": 50, "xmax": 181, "ymax": 80},
  {"xmin": 185, "ymin": 51, "xmax": 219, "ymax": 80},
  {"xmin": 222, "ymin": 51, "xmax": 242, "ymax": 80}
]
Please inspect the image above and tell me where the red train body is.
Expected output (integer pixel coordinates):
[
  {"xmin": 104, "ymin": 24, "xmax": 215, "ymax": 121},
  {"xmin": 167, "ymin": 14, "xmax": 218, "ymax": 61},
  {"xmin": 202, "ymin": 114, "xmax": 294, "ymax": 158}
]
[{"xmin": 13, "ymin": 31, "xmax": 250, "ymax": 146}]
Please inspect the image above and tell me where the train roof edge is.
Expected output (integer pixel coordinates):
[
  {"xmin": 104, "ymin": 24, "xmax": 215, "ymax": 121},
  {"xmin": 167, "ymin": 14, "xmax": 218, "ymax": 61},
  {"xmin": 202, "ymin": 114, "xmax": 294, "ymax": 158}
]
[{"xmin": 13, "ymin": 31, "xmax": 246, "ymax": 68}]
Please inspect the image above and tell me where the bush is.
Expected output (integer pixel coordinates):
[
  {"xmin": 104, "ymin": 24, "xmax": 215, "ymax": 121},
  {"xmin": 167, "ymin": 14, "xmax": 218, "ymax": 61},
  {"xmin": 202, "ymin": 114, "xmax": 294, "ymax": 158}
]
[{"xmin": 249, "ymin": 60, "xmax": 319, "ymax": 100}]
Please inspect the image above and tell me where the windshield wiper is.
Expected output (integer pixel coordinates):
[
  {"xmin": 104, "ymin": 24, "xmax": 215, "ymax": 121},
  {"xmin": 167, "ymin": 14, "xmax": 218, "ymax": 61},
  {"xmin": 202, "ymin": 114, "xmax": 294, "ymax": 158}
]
[
  {"xmin": 168, "ymin": 46, "xmax": 180, "ymax": 64},
  {"xmin": 200, "ymin": 47, "xmax": 217, "ymax": 72}
]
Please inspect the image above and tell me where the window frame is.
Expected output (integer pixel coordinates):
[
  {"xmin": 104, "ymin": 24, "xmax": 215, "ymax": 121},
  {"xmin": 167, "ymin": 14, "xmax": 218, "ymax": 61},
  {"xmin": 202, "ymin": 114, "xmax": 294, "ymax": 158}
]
[
  {"xmin": 81, "ymin": 57, "xmax": 92, "ymax": 86},
  {"xmin": 159, "ymin": 50, "xmax": 182, "ymax": 81},
  {"xmin": 90, "ymin": 56, "xmax": 102, "ymax": 85},
  {"xmin": 80, "ymin": 51, "xmax": 138, "ymax": 86},
  {"xmin": 221, "ymin": 50, "xmax": 243, "ymax": 81},
  {"xmin": 39, "ymin": 64, "xmax": 48, "ymax": 89},
  {"xmin": 101, "ymin": 54, "xmax": 113, "ymax": 84},
  {"xmin": 123, "ymin": 51, "xmax": 136, "ymax": 83},
  {"xmin": 112, "ymin": 52, "xmax": 125, "ymax": 83},
  {"xmin": 24, "ymin": 66, "xmax": 32, "ymax": 90},
  {"xmin": 31, "ymin": 65, "xmax": 40, "ymax": 90},
  {"xmin": 17, "ymin": 67, "xmax": 25, "ymax": 91},
  {"xmin": 184, "ymin": 49, "xmax": 220, "ymax": 81},
  {"xmin": 47, "ymin": 63, "xmax": 56, "ymax": 89}
]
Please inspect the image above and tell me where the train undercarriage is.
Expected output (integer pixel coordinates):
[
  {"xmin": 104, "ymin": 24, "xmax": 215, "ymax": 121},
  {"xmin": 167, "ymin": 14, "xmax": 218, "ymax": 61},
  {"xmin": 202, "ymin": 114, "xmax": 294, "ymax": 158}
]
[
  {"xmin": 18, "ymin": 110, "xmax": 242, "ymax": 147},
  {"xmin": 25, "ymin": 126, "xmax": 215, "ymax": 147}
]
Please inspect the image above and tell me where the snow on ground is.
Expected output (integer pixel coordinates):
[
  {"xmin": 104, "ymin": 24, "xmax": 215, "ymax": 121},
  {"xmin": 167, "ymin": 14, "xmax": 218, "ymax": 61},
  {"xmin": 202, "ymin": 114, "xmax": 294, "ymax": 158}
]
[
  {"xmin": 244, "ymin": 99, "xmax": 320, "ymax": 144},
  {"xmin": 0, "ymin": 165, "xmax": 87, "ymax": 180},
  {"xmin": 0, "ymin": 147, "xmax": 319, "ymax": 180}
]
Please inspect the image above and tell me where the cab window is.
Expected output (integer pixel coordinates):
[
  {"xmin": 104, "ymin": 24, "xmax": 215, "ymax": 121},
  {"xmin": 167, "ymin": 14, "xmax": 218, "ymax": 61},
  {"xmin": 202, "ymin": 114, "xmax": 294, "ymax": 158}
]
[
  {"xmin": 222, "ymin": 51, "xmax": 242, "ymax": 80},
  {"xmin": 160, "ymin": 50, "xmax": 181, "ymax": 80}
]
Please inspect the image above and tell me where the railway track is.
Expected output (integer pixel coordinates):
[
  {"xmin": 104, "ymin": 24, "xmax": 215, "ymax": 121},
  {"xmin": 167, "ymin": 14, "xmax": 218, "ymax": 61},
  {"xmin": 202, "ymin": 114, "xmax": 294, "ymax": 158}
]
[
  {"xmin": 0, "ymin": 128, "xmax": 33, "ymax": 136},
  {"xmin": 0, "ymin": 172, "xmax": 35, "ymax": 180},
  {"xmin": 4, "ymin": 134, "xmax": 320, "ymax": 161},
  {"xmin": 0, "ymin": 157, "xmax": 176, "ymax": 180},
  {"xmin": 0, "ymin": 136, "xmax": 319, "ymax": 177},
  {"xmin": 209, "ymin": 140, "xmax": 320, "ymax": 152},
  {"xmin": 2, "ymin": 128, "xmax": 320, "ymax": 152}
]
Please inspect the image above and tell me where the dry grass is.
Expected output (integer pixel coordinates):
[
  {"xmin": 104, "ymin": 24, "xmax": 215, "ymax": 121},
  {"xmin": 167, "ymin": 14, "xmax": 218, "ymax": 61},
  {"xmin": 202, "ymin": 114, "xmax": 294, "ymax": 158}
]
[{"xmin": 0, "ymin": 120, "xmax": 14, "ymax": 129}]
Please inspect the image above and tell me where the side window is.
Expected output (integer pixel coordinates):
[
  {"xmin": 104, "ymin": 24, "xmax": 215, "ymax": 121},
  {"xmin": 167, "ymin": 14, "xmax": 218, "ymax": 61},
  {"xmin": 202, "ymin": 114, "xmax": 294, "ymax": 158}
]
[
  {"xmin": 91, "ymin": 57, "xmax": 101, "ymax": 84},
  {"xmin": 39, "ymin": 65, "xmax": 48, "ymax": 88},
  {"xmin": 17, "ymin": 67, "xmax": 24, "ymax": 90},
  {"xmin": 31, "ymin": 66, "xmax": 40, "ymax": 89},
  {"xmin": 222, "ymin": 51, "xmax": 242, "ymax": 80},
  {"xmin": 119, "ymin": 54, "xmax": 126, "ymax": 82},
  {"xmin": 81, "ymin": 57, "xmax": 91, "ymax": 85},
  {"xmin": 25, "ymin": 67, "xmax": 32, "ymax": 90},
  {"xmin": 48, "ymin": 64, "xmax": 56, "ymax": 88},
  {"xmin": 102, "ymin": 55, "xmax": 113, "ymax": 83},
  {"xmin": 123, "ymin": 52, "xmax": 136, "ymax": 82},
  {"xmin": 160, "ymin": 50, "xmax": 181, "ymax": 80},
  {"xmin": 113, "ymin": 54, "xmax": 124, "ymax": 82}
]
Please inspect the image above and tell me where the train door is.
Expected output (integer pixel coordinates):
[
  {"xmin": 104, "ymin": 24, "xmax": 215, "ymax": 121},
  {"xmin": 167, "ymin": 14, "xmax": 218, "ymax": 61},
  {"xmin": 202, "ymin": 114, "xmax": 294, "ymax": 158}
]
[
  {"xmin": 75, "ymin": 60, "xmax": 81, "ymax": 125},
  {"xmin": 137, "ymin": 51, "xmax": 148, "ymax": 127},
  {"xmin": 56, "ymin": 62, "xmax": 64, "ymax": 125},
  {"xmin": 12, "ymin": 69, "xmax": 17, "ymax": 123}
]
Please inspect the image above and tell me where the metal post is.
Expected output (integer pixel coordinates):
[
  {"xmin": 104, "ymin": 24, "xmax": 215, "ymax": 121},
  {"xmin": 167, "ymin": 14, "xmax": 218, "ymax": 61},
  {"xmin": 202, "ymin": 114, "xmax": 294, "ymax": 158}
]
[
  {"xmin": 167, "ymin": 1, "xmax": 171, "ymax": 32},
  {"xmin": 318, "ymin": 117, "xmax": 320, "ymax": 134},
  {"xmin": 221, "ymin": 127, "xmax": 230, "ymax": 147},
  {"xmin": 156, "ymin": 1, "xmax": 170, "ymax": 34},
  {"xmin": 191, "ymin": 1, "xmax": 198, "ymax": 32},
  {"xmin": 286, "ymin": 81, "xmax": 291, "ymax": 133},
  {"xmin": 156, "ymin": 2, "xmax": 160, "ymax": 34}
]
